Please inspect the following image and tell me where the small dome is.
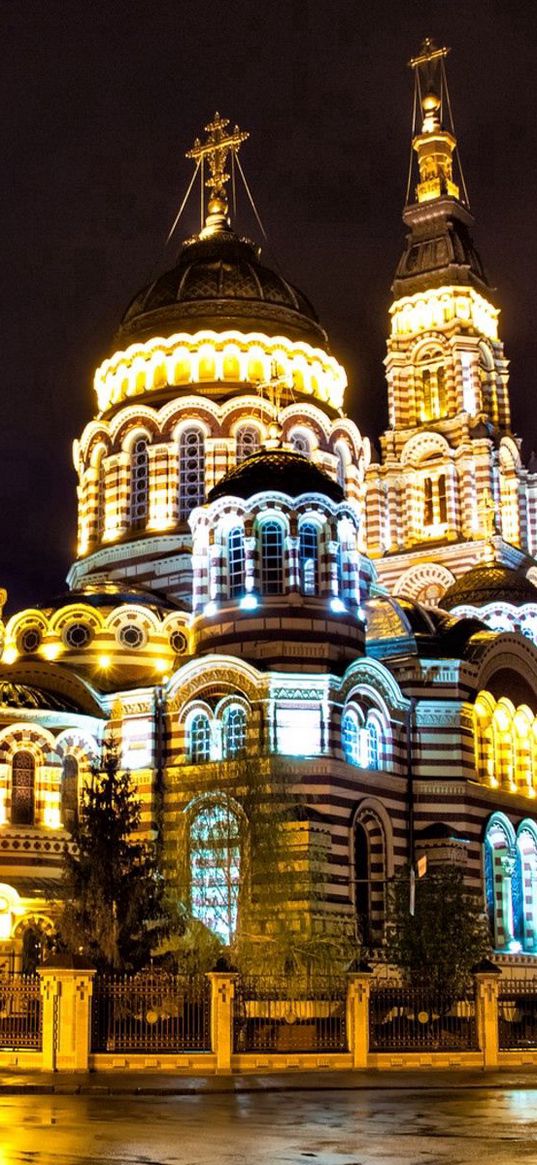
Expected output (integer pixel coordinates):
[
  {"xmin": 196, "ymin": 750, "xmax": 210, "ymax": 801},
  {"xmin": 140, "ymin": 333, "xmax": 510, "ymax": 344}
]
[
  {"xmin": 0, "ymin": 681, "xmax": 81, "ymax": 713},
  {"xmin": 207, "ymin": 448, "xmax": 344, "ymax": 504},
  {"xmin": 441, "ymin": 564, "xmax": 537, "ymax": 611},
  {"xmin": 39, "ymin": 583, "xmax": 185, "ymax": 616},
  {"xmin": 118, "ymin": 233, "xmax": 326, "ymax": 348}
]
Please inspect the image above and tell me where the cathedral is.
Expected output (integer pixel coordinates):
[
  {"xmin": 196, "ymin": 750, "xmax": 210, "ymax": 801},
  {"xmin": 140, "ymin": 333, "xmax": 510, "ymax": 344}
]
[{"xmin": 2, "ymin": 41, "xmax": 537, "ymax": 971}]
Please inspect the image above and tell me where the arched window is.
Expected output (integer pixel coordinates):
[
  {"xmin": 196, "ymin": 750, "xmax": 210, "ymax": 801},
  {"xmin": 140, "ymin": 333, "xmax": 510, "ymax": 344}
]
[
  {"xmin": 130, "ymin": 438, "xmax": 149, "ymax": 529},
  {"xmin": 424, "ymin": 477, "xmax": 434, "ymax": 525},
  {"xmin": 11, "ymin": 751, "xmax": 35, "ymax": 826},
  {"xmin": 227, "ymin": 526, "xmax": 245, "ymax": 598},
  {"xmin": 438, "ymin": 474, "xmax": 447, "ymax": 524},
  {"xmin": 290, "ymin": 430, "xmax": 311, "ymax": 456},
  {"xmin": 299, "ymin": 523, "xmax": 319, "ymax": 596},
  {"xmin": 188, "ymin": 713, "xmax": 211, "ymax": 763},
  {"xmin": 179, "ymin": 428, "xmax": 205, "ymax": 520},
  {"xmin": 342, "ymin": 709, "xmax": 361, "ymax": 766},
  {"xmin": 61, "ymin": 755, "xmax": 79, "ymax": 831},
  {"xmin": 484, "ymin": 814, "xmax": 517, "ymax": 951},
  {"xmin": 260, "ymin": 521, "xmax": 284, "ymax": 595},
  {"xmin": 366, "ymin": 717, "xmax": 381, "ymax": 770},
  {"xmin": 223, "ymin": 706, "xmax": 247, "ymax": 758},
  {"xmin": 417, "ymin": 356, "xmax": 447, "ymax": 421},
  {"xmin": 516, "ymin": 825, "xmax": 537, "ymax": 953},
  {"xmin": 96, "ymin": 457, "xmax": 106, "ymax": 539},
  {"xmin": 236, "ymin": 425, "xmax": 260, "ymax": 463},
  {"xmin": 190, "ymin": 802, "xmax": 241, "ymax": 942}
]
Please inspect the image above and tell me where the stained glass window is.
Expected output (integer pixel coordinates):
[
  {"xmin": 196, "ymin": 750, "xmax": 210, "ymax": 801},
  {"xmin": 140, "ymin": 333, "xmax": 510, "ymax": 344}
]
[
  {"xmin": 190, "ymin": 803, "xmax": 241, "ymax": 942},
  {"xmin": 261, "ymin": 521, "xmax": 284, "ymax": 595},
  {"xmin": 299, "ymin": 523, "xmax": 319, "ymax": 596}
]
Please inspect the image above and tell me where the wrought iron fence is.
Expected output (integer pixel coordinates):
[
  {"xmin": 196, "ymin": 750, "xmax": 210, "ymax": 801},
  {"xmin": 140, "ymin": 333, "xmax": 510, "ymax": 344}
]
[
  {"xmin": 0, "ymin": 974, "xmax": 42, "ymax": 1050},
  {"xmin": 233, "ymin": 976, "xmax": 348, "ymax": 1053},
  {"xmin": 499, "ymin": 978, "xmax": 537, "ymax": 1049},
  {"xmin": 91, "ymin": 971, "xmax": 211, "ymax": 1053},
  {"xmin": 369, "ymin": 982, "xmax": 477, "ymax": 1052}
]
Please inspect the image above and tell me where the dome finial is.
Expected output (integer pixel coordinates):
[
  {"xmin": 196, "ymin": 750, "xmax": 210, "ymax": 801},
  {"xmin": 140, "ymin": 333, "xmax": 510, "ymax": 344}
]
[
  {"xmin": 186, "ymin": 113, "xmax": 249, "ymax": 238},
  {"xmin": 406, "ymin": 39, "xmax": 469, "ymax": 207}
]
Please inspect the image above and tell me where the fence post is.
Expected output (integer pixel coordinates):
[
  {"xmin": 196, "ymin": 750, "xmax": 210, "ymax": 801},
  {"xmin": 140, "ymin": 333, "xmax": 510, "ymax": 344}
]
[
  {"xmin": 206, "ymin": 972, "xmax": 237, "ymax": 1073},
  {"xmin": 39, "ymin": 958, "xmax": 96, "ymax": 1072},
  {"xmin": 346, "ymin": 970, "xmax": 372, "ymax": 1069},
  {"xmin": 473, "ymin": 959, "xmax": 501, "ymax": 1069}
]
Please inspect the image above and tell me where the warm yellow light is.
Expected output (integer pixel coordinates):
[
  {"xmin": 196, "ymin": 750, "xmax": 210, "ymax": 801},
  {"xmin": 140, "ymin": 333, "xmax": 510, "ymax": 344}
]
[
  {"xmin": 44, "ymin": 806, "xmax": 61, "ymax": 829},
  {"xmin": 2, "ymin": 646, "xmax": 18, "ymax": 665},
  {"xmin": 98, "ymin": 654, "xmax": 111, "ymax": 669},
  {"xmin": 41, "ymin": 642, "xmax": 61, "ymax": 661},
  {"xmin": 390, "ymin": 287, "xmax": 498, "ymax": 342},
  {"xmin": 94, "ymin": 329, "xmax": 347, "ymax": 413},
  {"xmin": 154, "ymin": 659, "xmax": 168, "ymax": 674}
]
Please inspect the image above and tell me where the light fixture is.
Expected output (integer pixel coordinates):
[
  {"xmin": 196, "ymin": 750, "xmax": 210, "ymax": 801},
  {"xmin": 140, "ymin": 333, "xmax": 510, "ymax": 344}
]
[
  {"xmin": 330, "ymin": 597, "xmax": 346, "ymax": 614},
  {"xmin": 240, "ymin": 594, "xmax": 258, "ymax": 610}
]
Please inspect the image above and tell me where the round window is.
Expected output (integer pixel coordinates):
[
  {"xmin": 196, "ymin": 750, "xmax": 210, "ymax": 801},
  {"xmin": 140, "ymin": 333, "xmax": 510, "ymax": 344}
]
[
  {"xmin": 20, "ymin": 627, "xmax": 41, "ymax": 654},
  {"xmin": 118, "ymin": 624, "xmax": 145, "ymax": 649},
  {"xmin": 170, "ymin": 630, "xmax": 187, "ymax": 654},
  {"xmin": 64, "ymin": 623, "xmax": 92, "ymax": 649}
]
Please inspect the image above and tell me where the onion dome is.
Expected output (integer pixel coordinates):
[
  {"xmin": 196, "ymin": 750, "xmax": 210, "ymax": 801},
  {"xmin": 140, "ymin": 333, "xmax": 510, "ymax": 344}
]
[
  {"xmin": 440, "ymin": 565, "xmax": 537, "ymax": 612},
  {"xmin": 119, "ymin": 232, "xmax": 325, "ymax": 348},
  {"xmin": 207, "ymin": 448, "xmax": 344, "ymax": 504}
]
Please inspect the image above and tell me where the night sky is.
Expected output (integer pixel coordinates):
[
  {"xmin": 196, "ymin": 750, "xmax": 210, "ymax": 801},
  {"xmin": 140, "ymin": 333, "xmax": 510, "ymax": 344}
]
[{"xmin": 3, "ymin": 1, "xmax": 537, "ymax": 613}]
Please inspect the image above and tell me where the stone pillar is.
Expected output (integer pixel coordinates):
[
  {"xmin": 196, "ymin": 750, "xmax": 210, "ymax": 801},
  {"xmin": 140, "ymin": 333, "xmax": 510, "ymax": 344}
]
[
  {"xmin": 473, "ymin": 960, "xmax": 501, "ymax": 1069},
  {"xmin": 346, "ymin": 971, "xmax": 372, "ymax": 1069},
  {"xmin": 206, "ymin": 972, "xmax": 237, "ymax": 1073},
  {"xmin": 39, "ymin": 962, "xmax": 96, "ymax": 1072}
]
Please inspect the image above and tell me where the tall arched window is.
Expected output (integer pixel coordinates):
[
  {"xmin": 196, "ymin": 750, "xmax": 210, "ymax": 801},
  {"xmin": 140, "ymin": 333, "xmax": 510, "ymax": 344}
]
[
  {"xmin": 424, "ymin": 477, "xmax": 434, "ymax": 525},
  {"xmin": 236, "ymin": 425, "xmax": 260, "ymax": 463},
  {"xmin": 417, "ymin": 356, "xmax": 447, "ymax": 421},
  {"xmin": 11, "ymin": 751, "xmax": 35, "ymax": 826},
  {"xmin": 342, "ymin": 709, "xmax": 361, "ymax": 766},
  {"xmin": 223, "ymin": 706, "xmax": 247, "ymax": 758},
  {"xmin": 188, "ymin": 713, "xmax": 211, "ymax": 763},
  {"xmin": 61, "ymin": 755, "xmax": 79, "ymax": 831},
  {"xmin": 260, "ymin": 521, "xmax": 284, "ymax": 595},
  {"xmin": 190, "ymin": 802, "xmax": 241, "ymax": 942},
  {"xmin": 438, "ymin": 474, "xmax": 447, "ymax": 524},
  {"xmin": 484, "ymin": 814, "xmax": 517, "ymax": 951},
  {"xmin": 179, "ymin": 428, "xmax": 205, "ymax": 520},
  {"xmin": 299, "ymin": 523, "xmax": 319, "ymax": 596},
  {"xmin": 227, "ymin": 526, "xmax": 245, "ymax": 598},
  {"xmin": 353, "ymin": 820, "xmax": 371, "ymax": 945},
  {"xmin": 366, "ymin": 717, "xmax": 381, "ymax": 770},
  {"xmin": 130, "ymin": 438, "xmax": 149, "ymax": 529}
]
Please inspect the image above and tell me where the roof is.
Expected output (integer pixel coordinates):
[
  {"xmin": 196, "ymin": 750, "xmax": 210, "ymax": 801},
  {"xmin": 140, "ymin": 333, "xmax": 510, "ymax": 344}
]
[
  {"xmin": 441, "ymin": 564, "xmax": 537, "ymax": 611},
  {"xmin": 207, "ymin": 448, "xmax": 344, "ymax": 504},
  {"xmin": 118, "ymin": 231, "xmax": 327, "ymax": 347},
  {"xmin": 0, "ymin": 681, "xmax": 82, "ymax": 713},
  {"xmin": 39, "ymin": 582, "xmax": 184, "ymax": 615}
]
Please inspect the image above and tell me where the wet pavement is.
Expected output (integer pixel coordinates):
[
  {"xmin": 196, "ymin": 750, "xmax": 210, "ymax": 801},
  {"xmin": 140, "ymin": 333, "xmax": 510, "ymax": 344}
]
[{"xmin": 0, "ymin": 1086, "xmax": 537, "ymax": 1164}]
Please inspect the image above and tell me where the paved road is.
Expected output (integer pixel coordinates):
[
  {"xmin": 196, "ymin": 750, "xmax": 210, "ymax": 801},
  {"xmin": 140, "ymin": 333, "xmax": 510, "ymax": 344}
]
[{"xmin": 0, "ymin": 1088, "xmax": 537, "ymax": 1164}]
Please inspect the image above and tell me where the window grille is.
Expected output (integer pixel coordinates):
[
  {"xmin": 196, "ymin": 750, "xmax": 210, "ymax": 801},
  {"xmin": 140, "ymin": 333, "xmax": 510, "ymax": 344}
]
[
  {"xmin": 236, "ymin": 425, "xmax": 259, "ymax": 463},
  {"xmin": 11, "ymin": 751, "xmax": 35, "ymax": 827},
  {"xmin": 61, "ymin": 755, "xmax": 78, "ymax": 831},
  {"xmin": 342, "ymin": 711, "xmax": 360, "ymax": 766},
  {"xmin": 188, "ymin": 713, "xmax": 211, "ymax": 763},
  {"xmin": 131, "ymin": 439, "xmax": 149, "ymax": 529},
  {"xmin": 223, "ymin": 706, "xmax": 247, "ymax": 757},
  {"xmin": 190, "ymin": 803, "xmax": 241, "ymax": 942},
  {"xmin": 260, "ymin": 521, "xmax": 284, "ymax": 595},
  {"xmin": 179, "ymin": 429, "xmax": 205, "ymax": 520},
  {"xmin": 366, "ymin": 718, "xmax": 381, "ymax": 769},
  {"xmin": 227, "ymin": 527, "xmax": 245, "ymax": 598},
  {"xmin": 290, "ymin": 431, "xmax": 310, "ymax": 455},
  {"xmin": 299, "ymin": 523, "xmax": 319, "ymax": 596}
]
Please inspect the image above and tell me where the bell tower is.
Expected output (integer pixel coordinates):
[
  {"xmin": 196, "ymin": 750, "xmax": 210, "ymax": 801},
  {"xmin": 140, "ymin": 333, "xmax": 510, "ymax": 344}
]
[{"xmin": 366, "ymin": 40, "xmax": 537, "ymax": 606}]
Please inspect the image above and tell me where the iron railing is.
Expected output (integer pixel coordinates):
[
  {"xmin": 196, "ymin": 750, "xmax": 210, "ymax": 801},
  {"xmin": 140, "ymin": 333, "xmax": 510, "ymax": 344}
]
[
  {"xmin": 369, "ymin": 982, "xmax": 477, "ymax": 1052},
  {"xmin": 233, "ymin": 976, "xmax": 347, "ymax": 1053},
  {"xmin": 91, "ymin": 971, "xmax": 211, "ymax": 1053},
  {"xmin": 0, "ymin": 974, "xmax": 42, "ymax": 1050},
  {"xmin": 499, "ymin": 978, "xmax": 537, "ymax": 1049}
]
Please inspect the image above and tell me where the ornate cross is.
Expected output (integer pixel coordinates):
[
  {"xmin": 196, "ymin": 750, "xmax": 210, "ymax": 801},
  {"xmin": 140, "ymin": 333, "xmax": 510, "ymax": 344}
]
[{"xmin": 186, "ymin": 113, "xmax": 249, "ymax": 203}]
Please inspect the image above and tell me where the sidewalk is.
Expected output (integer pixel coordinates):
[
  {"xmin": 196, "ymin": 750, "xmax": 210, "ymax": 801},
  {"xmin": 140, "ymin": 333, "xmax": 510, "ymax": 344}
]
[{"xmin": 2, "ymin": 1067, "xmax": 537, "ymax": 1095}]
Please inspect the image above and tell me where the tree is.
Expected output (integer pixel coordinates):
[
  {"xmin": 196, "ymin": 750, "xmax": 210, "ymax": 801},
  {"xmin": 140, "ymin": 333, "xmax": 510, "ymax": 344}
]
[
  {"xmin": 58, "ymin": 740, "xmax": 173, "ymax": 972},
  {"xmin": 171, "ymin": 754, "xmax": 354, "ymax": 976},
  {"xmin": 385, "ymin": 864, "xmax": 491, "ymax": 996}
]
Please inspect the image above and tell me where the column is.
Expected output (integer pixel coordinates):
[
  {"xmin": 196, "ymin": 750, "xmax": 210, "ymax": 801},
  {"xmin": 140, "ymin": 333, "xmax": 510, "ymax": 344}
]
[
  {"xmin": 346, "ymin": 971, "xmax": 372, "ymax": 1069},
  {"xmin": 473, "ymin": 961, "xmax": 501, "ymax": 1069},
  {"xmin": 206, "ymin": 972, "xmax": 237, "ymax": 1073},
  {"xmin": 39, "ymin": 963, "xmax": 96, "ymax": 1072}
]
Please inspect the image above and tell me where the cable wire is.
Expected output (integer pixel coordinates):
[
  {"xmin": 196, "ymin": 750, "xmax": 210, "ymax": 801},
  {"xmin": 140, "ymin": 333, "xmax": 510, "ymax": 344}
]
[{"xmin": 165, "ymin": 159, "xmax": 201, "ymax": 246}]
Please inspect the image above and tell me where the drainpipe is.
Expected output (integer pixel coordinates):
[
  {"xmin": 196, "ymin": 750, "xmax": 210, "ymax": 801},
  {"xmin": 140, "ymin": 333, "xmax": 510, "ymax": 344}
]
[{"xmin": 406, "ymin": 696, "xmax": 417, "ymax": 871}]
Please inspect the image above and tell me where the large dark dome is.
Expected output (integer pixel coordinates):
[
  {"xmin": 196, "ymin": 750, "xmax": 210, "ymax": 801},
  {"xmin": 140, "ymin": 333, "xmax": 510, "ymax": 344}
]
[
  {"xmin": 441, "ymin": 564, "xmax": 537, "ymax": 611},
  {"xmin": 118, "ymin": 232, "xmax": 326, "ymax": 347},
  {"xmin": 208, "ymin": 448, "xmax": 344, "ymax": 504}
]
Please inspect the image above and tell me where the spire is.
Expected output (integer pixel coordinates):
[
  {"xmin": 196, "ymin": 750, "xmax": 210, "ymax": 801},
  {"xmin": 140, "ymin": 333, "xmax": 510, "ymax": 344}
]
[
  {"xmin": 186, "ymin": 113, "xmax": 249, "ymax": 238},
  {"xmin": 407, "ymin": 39, "xmax": 467, "ymax": 207}
]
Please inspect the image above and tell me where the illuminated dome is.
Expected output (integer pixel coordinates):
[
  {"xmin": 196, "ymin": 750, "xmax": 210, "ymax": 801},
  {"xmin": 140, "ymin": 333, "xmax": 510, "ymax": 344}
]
[
  {"xmin": 441, "ymin": 565, "xmax": 537, "ymax": 611},
  {"xmin": 207, "ymin": 447, "xmax": 344, "ymax": 504},
  {"xmin": 118, "ymin": 233, "xmax": 326, "ymax": 348}
]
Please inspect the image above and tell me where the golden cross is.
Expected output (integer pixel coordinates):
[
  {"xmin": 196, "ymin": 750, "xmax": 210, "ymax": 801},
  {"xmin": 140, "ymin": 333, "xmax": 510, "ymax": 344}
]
[{"xmin": 186, "ymin": 113, "xmax": 249, "ymax": 202}]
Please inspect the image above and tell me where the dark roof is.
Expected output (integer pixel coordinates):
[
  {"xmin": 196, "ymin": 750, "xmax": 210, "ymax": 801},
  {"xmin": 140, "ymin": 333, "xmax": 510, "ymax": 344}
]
[
  {"xmin": 118, "ymin": 231, "xmax": 326, "ymax": 348},
  {"xmin": 207, "ymin": 448, "xmax": 344, "ymax": 504},
  {"xmin": 40, "ymin": 582, "xmax": 184, "ymax": 615},
  {"xmin": 393, "ymin": 198, "xmax": 490, "ymax": 299},
  {"xmin": 0, "ymin": 681, "xmax": 81, "ymax": 713},
  {"xmin": 441, "ymin": 565, "xmax": 537, "ymax": 611}
]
